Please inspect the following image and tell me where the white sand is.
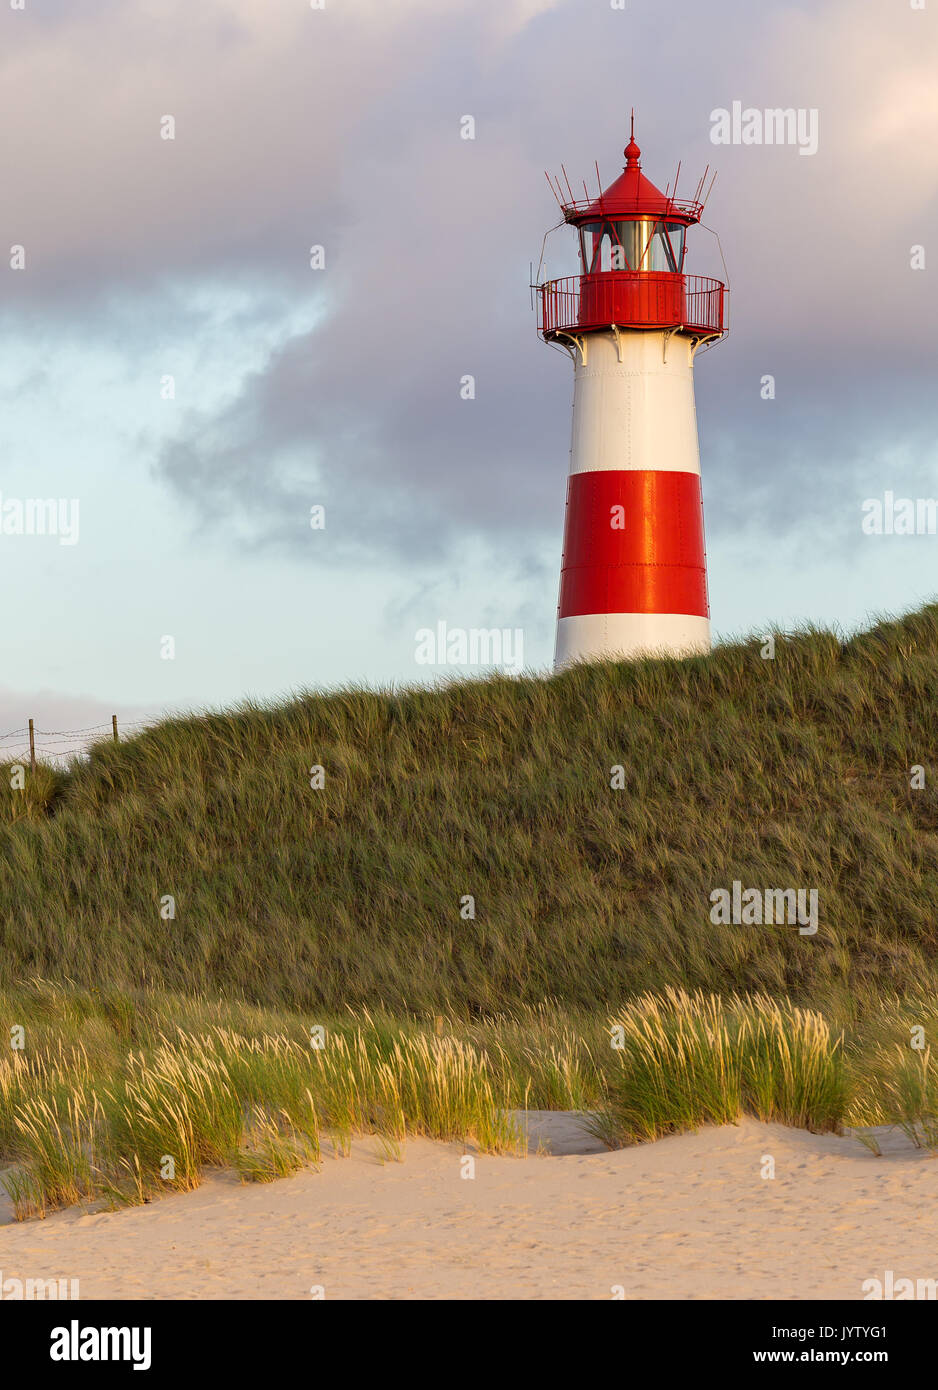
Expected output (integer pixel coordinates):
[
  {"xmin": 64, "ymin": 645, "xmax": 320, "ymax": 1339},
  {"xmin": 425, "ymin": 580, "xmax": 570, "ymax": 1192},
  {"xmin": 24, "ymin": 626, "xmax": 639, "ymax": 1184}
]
[{"xmin": 1, "ymin": 1115, "xmax": 935, "ymax": 1299}]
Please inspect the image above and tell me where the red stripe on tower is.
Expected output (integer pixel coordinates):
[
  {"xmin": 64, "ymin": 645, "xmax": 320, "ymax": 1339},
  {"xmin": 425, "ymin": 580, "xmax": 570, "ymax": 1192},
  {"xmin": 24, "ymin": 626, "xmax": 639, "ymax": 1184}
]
[{"xmin": 557, "ymin": 470, "xmax": 709, "ymax": 620}]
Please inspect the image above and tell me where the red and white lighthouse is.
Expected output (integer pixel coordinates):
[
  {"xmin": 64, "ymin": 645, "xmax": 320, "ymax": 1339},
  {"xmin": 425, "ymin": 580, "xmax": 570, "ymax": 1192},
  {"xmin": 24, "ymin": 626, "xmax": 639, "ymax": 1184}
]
[{"xmin": 538, "ymin": 121, "xmax": 726, "ymax": 668}]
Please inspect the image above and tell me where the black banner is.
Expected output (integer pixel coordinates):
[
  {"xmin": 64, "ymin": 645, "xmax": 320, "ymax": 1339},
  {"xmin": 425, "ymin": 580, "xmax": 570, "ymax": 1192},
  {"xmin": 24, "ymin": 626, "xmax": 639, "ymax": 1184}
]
[{"xmin": 6, "ymin": 1300, "xmax": 932, "ymax": 1375}]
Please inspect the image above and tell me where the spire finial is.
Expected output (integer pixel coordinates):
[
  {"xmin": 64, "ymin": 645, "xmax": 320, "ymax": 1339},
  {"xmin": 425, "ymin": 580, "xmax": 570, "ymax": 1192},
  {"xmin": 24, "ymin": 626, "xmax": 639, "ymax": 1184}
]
[{"xmin": 624, "ymin": 110, "xmax": 641, "ymax": 167}]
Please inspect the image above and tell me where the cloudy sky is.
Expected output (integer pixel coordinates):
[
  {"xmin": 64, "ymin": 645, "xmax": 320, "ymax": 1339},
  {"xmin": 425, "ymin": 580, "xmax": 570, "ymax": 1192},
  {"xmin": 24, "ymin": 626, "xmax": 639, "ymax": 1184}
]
[{"xmin": 1, "ymin": 0, "xmax": 936, "ymax": 754}]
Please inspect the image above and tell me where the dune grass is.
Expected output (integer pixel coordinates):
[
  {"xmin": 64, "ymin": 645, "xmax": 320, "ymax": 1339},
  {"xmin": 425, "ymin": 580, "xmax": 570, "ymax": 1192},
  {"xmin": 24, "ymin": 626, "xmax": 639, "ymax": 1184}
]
[
  {"xmin": 592, "ymin": 988, "xmax": 846, "ymax": 1146},
  {"xmin": 1, "ymin": 981, "xmax": 937, "ymax": 1219},
  {"xmin": 1, "ymin": 604, "xmax": 938, "ymax": 1013},
  {"xmin": 0, "ymin": 758, "xmax": 67, "ymax": 823},
  {"xmin": 0, "ymin": 984, "xmax": 527, "ymax": 1219},
  {"xmin": 1, "ymin": 605, "xmax": 938, "ymax": 1213},
  {"xmin": 841, "ymin": 990, "xmax": 938, "ymax": 1151}
]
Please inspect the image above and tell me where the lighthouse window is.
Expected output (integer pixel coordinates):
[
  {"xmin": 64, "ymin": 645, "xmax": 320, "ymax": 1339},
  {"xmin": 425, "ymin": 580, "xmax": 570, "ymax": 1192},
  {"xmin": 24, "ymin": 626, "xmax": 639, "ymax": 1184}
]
[
  {"xmin": 664, "ymin": 223, "xmax": 685, "ymax": 269},
  {"xmin": 578, "ymin": 220, "xmax": 686, "ymax": 274},
  {"xmin": 648, "ymin": 223, "xmax": 685, "ymax": 272},
  {"xmin": 580, "ymin": 222, "xmax": 614, "ymax": 273},
  {"xmin": 611, "ymin": 220, "xmax": 646, "ymax": 272}
]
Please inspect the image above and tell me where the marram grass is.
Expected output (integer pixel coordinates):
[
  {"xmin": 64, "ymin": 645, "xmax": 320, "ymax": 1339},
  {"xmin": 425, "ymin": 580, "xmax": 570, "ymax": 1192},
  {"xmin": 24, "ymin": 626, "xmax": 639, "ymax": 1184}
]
[
  {"xmin": 2, "ymin": 983, "xmax": 938, "ymax": 1219},
  {"xmin": 2, "ymin": 605, "xmax": 938, "ymax": 1212},
  {"xmin": 591, "ymin": 988, "xmax": 846, "ymax": 1146},
  {"xmin": 0, "ymin": 996, "xmax": 525, "ymax": 1219},
  {"xmin": 2, "ymin": 604, "xmax": 938, "ymax": 1012}
]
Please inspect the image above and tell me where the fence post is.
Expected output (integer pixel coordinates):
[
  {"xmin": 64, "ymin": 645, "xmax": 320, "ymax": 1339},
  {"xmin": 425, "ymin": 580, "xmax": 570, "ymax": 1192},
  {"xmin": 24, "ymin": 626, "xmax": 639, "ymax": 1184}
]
[
  {"xmin": 112, "ymin": 714, "xmax": 119, "ymax": 744},
  {"xmin": 28, "ymin": 718, "xmax": 35, "ymax": 773}
]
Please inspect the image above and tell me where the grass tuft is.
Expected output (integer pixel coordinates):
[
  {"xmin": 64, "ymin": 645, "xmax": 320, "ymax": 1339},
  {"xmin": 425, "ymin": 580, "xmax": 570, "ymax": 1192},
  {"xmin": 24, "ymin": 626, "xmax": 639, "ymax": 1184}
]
[{"xmin": 593, "ymin": 989, "xmax": 845, "ymax": 1146}]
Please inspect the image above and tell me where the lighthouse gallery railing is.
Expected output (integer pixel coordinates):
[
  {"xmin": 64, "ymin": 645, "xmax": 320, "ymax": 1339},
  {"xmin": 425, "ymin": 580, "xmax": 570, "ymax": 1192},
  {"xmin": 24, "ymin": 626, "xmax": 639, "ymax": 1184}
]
[{"xmin": 538, "ymin": 273, "xmax": 726, "ymax": 339}]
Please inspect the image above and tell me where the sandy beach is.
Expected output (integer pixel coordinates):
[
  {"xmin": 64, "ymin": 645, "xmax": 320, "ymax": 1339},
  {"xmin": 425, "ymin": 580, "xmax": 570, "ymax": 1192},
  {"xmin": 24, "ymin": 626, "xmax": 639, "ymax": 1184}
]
[{"xmin": 1, "ymin": 1114, "xmax": 934, "ymax": 1300}]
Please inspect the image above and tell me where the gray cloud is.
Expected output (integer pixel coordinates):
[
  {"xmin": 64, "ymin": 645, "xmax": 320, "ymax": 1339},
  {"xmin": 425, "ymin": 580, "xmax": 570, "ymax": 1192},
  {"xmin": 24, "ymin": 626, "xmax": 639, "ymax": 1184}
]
[{"xmin": 3, "ymin": 0, "xmax": 937, "ymax": 573}]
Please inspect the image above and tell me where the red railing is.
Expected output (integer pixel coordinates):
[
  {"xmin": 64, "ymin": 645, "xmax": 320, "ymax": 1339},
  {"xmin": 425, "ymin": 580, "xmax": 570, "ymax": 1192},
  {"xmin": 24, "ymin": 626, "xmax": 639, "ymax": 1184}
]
[{"xmin": 538, "ymin": 272, "xmax": 726, "ymax": 339}]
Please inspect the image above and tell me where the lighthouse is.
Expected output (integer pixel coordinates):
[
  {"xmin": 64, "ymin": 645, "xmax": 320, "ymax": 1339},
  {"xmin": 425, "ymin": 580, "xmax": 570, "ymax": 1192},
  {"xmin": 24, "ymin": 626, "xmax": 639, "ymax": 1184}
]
[{"xmin": 538, "ymin": 122, "xmax": 726, "ymax": 668}]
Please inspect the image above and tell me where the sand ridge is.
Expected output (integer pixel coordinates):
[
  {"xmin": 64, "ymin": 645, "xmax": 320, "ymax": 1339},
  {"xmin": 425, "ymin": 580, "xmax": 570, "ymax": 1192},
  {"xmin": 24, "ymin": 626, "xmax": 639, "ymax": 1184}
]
[{"xmin": 0, "ymin": 1115, "xmax": 934, "ymax": 1300}]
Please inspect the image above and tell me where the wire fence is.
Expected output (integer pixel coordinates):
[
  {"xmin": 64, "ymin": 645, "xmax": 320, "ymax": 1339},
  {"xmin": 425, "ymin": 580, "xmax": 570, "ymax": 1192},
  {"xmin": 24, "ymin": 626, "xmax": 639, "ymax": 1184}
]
[{"xmin": 0, "ymin": 716, "xmax": 155, "ymax": 766}]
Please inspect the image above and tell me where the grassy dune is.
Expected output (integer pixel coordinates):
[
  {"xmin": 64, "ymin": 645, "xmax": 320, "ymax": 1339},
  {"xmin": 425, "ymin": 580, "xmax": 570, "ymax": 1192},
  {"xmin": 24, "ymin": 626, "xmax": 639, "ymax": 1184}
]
[
  {"xmin": 2, "ymin": 604, "xmax": 938, "ymax": 1012},
  {"xmin": 1, "ymin": 605, "xmax": 938, "ymax": 1216}
]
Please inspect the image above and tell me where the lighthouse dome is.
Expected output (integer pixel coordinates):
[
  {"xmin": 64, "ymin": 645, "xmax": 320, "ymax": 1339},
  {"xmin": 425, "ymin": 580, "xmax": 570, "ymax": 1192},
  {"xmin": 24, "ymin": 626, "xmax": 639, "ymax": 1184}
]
[{"xmin": 575, "ymin": 132, "xmax": 696, "ymax": 225}]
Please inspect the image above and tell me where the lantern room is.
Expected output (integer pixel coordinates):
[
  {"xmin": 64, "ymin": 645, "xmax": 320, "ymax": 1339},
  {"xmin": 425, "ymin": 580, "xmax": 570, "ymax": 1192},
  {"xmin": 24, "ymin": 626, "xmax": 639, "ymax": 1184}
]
[
  {"xmin": 537, "ymin": 125, "xmax": 726, "ymax": 341},
  {"xmin": 578, "ymin": 217, "xmax": 686, "ymax": 275}
]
